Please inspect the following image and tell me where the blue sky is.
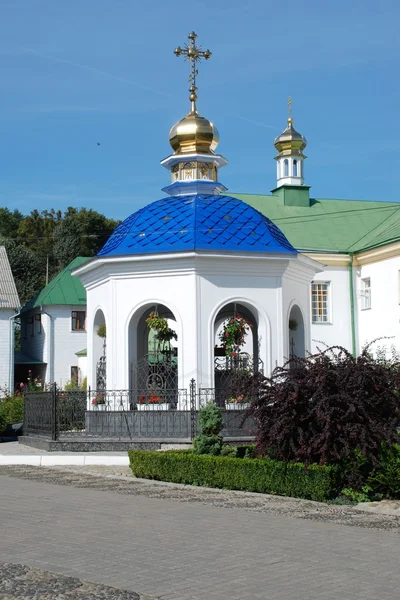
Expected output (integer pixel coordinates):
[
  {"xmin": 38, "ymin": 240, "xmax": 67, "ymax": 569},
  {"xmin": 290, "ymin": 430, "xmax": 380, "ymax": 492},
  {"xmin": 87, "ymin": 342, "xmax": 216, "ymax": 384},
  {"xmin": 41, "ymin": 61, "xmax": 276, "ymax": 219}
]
[{"xmin": 0, "ymin": 0, "xmax": 399, "ymax": 220}]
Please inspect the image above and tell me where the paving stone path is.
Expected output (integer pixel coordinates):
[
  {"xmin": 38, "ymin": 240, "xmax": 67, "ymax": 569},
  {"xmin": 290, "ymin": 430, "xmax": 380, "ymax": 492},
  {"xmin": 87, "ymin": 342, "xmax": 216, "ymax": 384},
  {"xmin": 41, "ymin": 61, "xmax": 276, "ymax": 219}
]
[
  {"xmin": 0, "ymin": 465, "xmax": 400, "ymax": 599},
  {"xmin": 0, "ymin": 561, "xmax": 151, "ymax": 600}
]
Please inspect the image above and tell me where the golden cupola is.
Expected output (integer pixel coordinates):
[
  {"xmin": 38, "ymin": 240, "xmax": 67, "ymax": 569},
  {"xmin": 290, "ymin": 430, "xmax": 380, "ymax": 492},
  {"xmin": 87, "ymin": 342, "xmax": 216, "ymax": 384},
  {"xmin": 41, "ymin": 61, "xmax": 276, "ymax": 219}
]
[
  {"xmin": 161, "ymin": 31, "xmax": 227, "ymax": 197},
  {"xmin": 274, "ymin": 99, "xmax": 307, "ymax": 188},
  {"xmin": 169, "ymin": 111, "xmax": 219, "ymax": 155},
  {"xmin": 274, "ymin": 117, "xmax": 307, "ymax": 158}
]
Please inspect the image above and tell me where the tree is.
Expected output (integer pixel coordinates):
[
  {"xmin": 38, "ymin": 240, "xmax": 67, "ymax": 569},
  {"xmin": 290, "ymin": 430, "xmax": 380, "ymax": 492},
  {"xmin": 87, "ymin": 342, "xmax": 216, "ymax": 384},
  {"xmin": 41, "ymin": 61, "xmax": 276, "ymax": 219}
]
[
  {"xmin": 0, "ymin": 208, "xmax": 23, "ymax": 239},
  {"xmin": 53, "ymin": 207, "xmax": 119, "ymax": 269},
  {"xmin": 0, "ymin": 237, "xmax": 44, "ymax": 305}
]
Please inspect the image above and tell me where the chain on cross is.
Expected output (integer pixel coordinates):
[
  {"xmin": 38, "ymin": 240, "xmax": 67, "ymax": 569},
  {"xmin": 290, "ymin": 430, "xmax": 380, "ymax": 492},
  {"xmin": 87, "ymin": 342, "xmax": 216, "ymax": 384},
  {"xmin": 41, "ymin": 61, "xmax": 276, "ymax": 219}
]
[{"xmin": 174, "ymin": 31, "xmax": 212, "ymax": 113}]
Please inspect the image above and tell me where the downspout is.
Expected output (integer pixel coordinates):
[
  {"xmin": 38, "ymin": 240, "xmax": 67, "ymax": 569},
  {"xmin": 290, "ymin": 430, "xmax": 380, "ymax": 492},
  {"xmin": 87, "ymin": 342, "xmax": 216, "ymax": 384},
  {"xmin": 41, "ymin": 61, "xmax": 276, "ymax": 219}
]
[
  {"xmin": 40, "ymin": 306, "xmax": 53, "ymax": 384},
  {"xmin": 348, "ymin": 253, "xmax": 357, "ymax": 357},
  {"xmin": 8, "ymin": 311, "xmax": 21, "ymax": 393}
]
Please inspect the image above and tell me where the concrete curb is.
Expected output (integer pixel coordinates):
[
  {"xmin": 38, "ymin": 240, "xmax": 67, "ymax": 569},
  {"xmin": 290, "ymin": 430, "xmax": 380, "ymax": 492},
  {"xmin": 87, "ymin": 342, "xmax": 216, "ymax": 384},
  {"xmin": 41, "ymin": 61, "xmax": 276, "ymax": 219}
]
[{"xmin": 0, "ymin": 455, "xmax": 129, "ymax": 466}]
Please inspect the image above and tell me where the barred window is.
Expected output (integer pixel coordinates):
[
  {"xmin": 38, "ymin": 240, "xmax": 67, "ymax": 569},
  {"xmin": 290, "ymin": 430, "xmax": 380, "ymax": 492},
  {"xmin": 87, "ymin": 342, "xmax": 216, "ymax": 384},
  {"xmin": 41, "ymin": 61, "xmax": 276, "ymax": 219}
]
[
  {"xmin": 311, "ymin": 282, "xmax": 330, "ymax": 323},
  {"xmin": 71, "ymin": 311, "xmax": 86, "ymax": 331},
  {"xmin": 360, "ymin": 277, "xmax": 371, "ymax": 310}
]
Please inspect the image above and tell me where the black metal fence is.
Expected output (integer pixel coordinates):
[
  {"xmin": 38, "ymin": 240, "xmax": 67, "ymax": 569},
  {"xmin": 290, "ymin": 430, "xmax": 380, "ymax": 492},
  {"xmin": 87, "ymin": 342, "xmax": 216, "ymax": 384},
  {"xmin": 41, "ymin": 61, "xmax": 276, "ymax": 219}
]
[{"xmin": 23, "ymin": 381, "xmax": 256, "ymax": 441}]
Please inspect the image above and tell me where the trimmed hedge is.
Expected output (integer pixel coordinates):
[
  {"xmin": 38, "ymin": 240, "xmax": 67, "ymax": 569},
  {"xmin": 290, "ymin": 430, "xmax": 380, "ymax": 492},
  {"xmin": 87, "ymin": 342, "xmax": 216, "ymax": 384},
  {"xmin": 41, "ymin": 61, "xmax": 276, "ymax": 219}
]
[{"xmin": 128, "ymin": 450, "xmax": 340, "ymax": 502}]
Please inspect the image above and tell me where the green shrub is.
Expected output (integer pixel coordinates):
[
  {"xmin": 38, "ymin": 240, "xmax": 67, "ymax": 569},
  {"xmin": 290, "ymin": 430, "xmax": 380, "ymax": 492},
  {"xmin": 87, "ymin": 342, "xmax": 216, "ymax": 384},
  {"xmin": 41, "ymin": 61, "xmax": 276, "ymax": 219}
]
[
  {"xmin": 194, "ymin": 434, "xmax": 223, "ymax": 456},
  {"xmin": 193, "ymin": 402, "xmax": 223, "ymax": 455},
  {"xmin": 0, "ymin": 395, "xmax": 24, "ymax": 424},
  {"xmin": 129, "ymin": 450, "xmax": 340, "ymax": 502},
  {"xmin": 367, "ymin": 444, "xmax": 400, "ymax": 499},
  {"xmin": 198, "ymin": 402, "xmax": 223, "ymax": 435},
  {"xmin": 220, "ymin": 444, "xmax": 238, "ymax": 457}
]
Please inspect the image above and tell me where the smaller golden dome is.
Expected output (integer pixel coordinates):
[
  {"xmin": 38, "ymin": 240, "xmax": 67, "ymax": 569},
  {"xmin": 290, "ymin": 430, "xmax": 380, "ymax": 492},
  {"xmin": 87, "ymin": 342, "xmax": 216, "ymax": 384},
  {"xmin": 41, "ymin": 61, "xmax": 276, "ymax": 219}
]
[
  {"xmin": 274, "ymin": 118, "xmax": 307, "ymax": 156},
  {"xmin": 169, "ymin": 110, "xmax": 219, "ymax": 155}
]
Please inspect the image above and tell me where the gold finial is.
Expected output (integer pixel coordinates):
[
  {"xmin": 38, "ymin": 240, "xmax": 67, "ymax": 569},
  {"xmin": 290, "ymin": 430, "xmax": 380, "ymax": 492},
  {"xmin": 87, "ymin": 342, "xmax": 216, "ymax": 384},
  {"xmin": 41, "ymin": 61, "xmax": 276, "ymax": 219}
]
[
  {"xmin": 174, "ymin": 31, "xmax": 212, "ymax": 114},
  {"xmin": 288, "ymin": 96, "xmax": 293, "ymax": 124}
]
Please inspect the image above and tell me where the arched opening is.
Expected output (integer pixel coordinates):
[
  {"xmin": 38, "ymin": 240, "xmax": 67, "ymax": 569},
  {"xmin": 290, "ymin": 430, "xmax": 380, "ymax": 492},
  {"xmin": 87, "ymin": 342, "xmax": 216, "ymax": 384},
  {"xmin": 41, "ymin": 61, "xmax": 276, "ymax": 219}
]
[
  {"xmin": 293, "ymin": 159, "xmax": 298, "ymax": 177},
  {"xmin": 212, "ymin": 302, "xmax": 262, "ymax": 407},
  {"xmin": 288, "ymin": 304, "xmax": 305, "ymax": 359},
  {"xmin": 93, "ymin": 309, "xmax": 106, "ymax": 390},
  {"xmin": 284, "ymin": 159, "xmax": 289, "ymax": 177},
  {"xmin": 128, "ymin": 304, "xmax": 179, "ymax": 409}
]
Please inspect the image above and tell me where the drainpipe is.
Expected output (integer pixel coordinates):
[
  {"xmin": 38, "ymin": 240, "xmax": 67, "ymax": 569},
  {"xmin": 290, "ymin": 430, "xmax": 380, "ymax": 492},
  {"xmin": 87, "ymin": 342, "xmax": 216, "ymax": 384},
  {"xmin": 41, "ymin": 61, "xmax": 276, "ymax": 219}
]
[
  {"xmin": 348, "ymin": 253, "xmax": 357, "ymax": 357},
  {"xmin": 40, "ymin": 306, "xmax": 53, "ymax": 384},
  {"xmin": 8, "ymin": 311, "xmax": 20, "ymax": 393}
]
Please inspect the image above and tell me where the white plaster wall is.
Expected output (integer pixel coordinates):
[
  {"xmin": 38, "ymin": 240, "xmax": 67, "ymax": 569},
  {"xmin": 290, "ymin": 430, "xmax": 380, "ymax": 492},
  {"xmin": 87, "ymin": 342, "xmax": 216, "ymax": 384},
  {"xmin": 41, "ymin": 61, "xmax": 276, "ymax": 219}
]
[
  {"xmin": 78, "ymin": 356, "xmax": 87, "ymax": 384},
  {"xmin": 357, "ymin": 256, "xmax": 400, "ymax": 354},
  {"xmin": 0, "ymin": 309, "xmax": 15, "ymax": 394},
  {"xmin": 310, "ymin": 267, "xmax": 352, "ymax": 353},
  {"xmin": 282, "ymin": 275, "xmax": 312, "ymax": 360},
  {"xmin": 22, "ymin": 306, "xmax": 86, "ymax": 388}
]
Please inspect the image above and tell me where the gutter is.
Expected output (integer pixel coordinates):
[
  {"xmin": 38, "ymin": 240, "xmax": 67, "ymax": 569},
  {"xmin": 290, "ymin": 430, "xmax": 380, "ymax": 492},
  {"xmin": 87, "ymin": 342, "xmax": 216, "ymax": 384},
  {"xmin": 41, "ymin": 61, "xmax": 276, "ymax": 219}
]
[
  {"xmin": 40, "ymin": 306, "xmax": 53, "ymax": 383},
  {"xmin": 348, "ymin": 253, "xmax": 357, "ymax": 357},
  {"xmin": 8, "ymin": 310, "xmax": 21, "ymax": 392}
]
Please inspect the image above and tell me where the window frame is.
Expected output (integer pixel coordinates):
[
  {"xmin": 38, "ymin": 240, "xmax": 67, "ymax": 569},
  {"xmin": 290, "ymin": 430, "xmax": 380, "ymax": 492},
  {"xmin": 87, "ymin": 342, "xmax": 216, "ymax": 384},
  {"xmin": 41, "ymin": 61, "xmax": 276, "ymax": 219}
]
[
  {"xmin": 71, "ymin": 365, "xmax": 79, "ymax": 383},
  {"xmin": 360, "ymin": 277, "xmax": 371, "ymax": 310},
  {"xmin": 311, "ymin": 281, "xmax": 331, "ymax": 324},
  {"xmin": 71, "ymin": 310, "xmax": 86, "ymax": 332},
  {"xmin": 35, "ymin": 313, "xmax": 42, "ymax": 334}
]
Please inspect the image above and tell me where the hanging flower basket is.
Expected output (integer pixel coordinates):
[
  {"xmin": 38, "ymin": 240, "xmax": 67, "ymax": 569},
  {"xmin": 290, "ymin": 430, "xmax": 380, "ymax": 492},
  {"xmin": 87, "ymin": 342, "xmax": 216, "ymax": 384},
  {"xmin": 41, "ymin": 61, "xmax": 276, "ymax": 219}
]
[
  {"xmin": 145, "ymin": 312, "xmax": 177, "ymax": 343},
  {"xmin": 219, "ymin": 315, "xmax": 251, "ymax": 357}
]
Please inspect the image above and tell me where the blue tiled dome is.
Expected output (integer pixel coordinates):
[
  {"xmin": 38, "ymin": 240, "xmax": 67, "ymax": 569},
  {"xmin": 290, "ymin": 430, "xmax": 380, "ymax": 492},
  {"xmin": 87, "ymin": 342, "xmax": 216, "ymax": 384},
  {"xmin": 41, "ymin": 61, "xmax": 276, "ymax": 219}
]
[{"xmin": 98, "ymin": 194, "xmax": 297, "ymax": 257}]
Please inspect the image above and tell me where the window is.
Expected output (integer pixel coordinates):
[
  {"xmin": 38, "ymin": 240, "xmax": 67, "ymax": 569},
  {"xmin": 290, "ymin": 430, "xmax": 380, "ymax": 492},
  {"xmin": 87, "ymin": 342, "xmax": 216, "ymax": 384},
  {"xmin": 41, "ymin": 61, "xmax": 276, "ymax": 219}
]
[
  {"xmin": 71, "ymin": 366, "xmax": 79, "ymax": 383},
  {"xmin": 284, "ymin": 159, "xmax": 289, "ymax": 177},
  {"xmin": 27, "ymin": 316, "xmax": 34, "ymax": 336},
  {"xmin": 311, "ymin": 282, "xmax": 331, "ymax": 323},
  {"xmin": 71, "ymin": 311, "xmax": 86, "ymax": 331},
  {"xmin": 360, "ymin": 277, "xmax": 371, "ymax": 310},
  {"xmin": 35, "ymin": 313, "xmax": 42, "ymax": 334},
  {"xmin": 293, "ymin": 159, "xmax": 297, "ymax": 177}
]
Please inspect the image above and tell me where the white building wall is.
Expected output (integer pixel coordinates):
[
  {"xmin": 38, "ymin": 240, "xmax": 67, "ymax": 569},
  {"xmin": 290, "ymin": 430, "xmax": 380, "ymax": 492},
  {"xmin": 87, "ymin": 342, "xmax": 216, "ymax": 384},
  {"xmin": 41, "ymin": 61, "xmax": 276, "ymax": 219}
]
[
  {"xmin": 310, "ymin": 266, "xmax": 352, "ymax": 353},
  {"xmin": 357, "ymin": 256, "xmax": 400, "ymax": 354},
  {"xmin": 0, "ymin": 309, "xmax": 15, "ymax": 393},
  {"xmin": 21, "ymin": 305, "xmax": 87, "ymax": 388}
]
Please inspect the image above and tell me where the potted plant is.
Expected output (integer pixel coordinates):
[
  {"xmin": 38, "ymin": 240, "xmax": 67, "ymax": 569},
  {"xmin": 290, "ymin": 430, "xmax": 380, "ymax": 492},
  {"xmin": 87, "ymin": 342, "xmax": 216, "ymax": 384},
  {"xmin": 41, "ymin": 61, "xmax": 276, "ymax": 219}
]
[
  {"xmin": 145, "ymin": 312, "xmax": 177, "ymax": 344},
  {"xmin": 219, "ymin": 315, "xmax": 251, "ymax": 357},
  {"xmin": 225, "ymin": 395, "xmax": 250, "ymax": 410},
  {"xmin": 136, "ymin": 392, "xmax": 170, "ymax": 411},
  {"xmin": 92, "ymin": 394, "xmax": 107, "ymax": 410}
]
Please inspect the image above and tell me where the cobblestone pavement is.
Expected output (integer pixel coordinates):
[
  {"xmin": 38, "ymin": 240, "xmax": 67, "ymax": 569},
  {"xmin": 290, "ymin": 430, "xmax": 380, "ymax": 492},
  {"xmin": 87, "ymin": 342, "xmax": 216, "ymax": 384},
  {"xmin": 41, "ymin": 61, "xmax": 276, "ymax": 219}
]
[
  {"xmin": 0, "ymin": 466, "xmax": 400, "ymax": 600},
  {"xmin": 0, "ymin": 561, "xmax": 153, "ymax": 600}
]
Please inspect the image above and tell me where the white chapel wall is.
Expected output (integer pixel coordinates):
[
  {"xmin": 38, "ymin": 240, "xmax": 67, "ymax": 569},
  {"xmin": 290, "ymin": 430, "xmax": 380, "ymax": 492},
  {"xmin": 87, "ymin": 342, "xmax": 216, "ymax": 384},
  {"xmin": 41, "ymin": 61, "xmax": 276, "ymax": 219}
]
[{"xmin": 0, "ymin": 308, "xmax": 15, "ymax": 393}]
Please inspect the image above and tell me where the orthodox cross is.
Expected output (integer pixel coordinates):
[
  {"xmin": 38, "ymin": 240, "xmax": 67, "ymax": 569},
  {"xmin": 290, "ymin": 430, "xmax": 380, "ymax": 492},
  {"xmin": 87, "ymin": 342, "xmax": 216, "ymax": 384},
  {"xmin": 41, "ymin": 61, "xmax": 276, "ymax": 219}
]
[
  {"xmin": 174, "ymin": 31, "xmax": 212, "ymax": 113},
  {"xmin": 288, "ymin": 96, "xmax": 293, "ymax": 122}
]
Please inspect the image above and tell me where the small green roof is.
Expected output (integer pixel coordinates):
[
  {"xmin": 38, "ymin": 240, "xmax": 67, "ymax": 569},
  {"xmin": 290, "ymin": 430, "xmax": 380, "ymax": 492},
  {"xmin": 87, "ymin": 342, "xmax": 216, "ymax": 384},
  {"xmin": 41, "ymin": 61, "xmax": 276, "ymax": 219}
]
[
  {"xmin": 21, "ymin": 257, "xmax": 89, "ymax": 313},
  {"xmin": 75, "ymin": 348, "xmax": 87, "ymax": 357},
  {"xmin": 15, "ymin": 351, "xmax": 46, "ymax": 365},
  {"xmin": 232, "ymin": 193, "xmax": 400, "ymax": 253}
]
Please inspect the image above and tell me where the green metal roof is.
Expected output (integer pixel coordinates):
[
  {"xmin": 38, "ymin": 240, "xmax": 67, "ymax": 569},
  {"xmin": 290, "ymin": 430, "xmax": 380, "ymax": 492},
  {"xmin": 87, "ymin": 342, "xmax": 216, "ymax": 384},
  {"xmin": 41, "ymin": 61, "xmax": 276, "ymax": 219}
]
[
  {"xmin": 232, "ymin": 192, "xmax": 400, "ymax": 253},
  {"xmin": 21, "ymin": 257, "xmax": 89, "ymax": 313},
  {"xmin": 75, "ymin": 348, "xmax": 87, "ymax": 357},
  {"xmin": 15, "ymin": 352, "xmax": 46, "ymax": 365}
]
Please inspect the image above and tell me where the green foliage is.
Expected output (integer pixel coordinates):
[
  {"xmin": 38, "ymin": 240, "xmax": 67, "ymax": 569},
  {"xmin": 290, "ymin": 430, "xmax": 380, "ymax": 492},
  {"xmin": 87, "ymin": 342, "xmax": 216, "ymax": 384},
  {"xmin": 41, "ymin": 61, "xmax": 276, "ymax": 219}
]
[
  {"xmin": 219, "ymin": 315, "xmax": 251, "ymax": 356},
  {"xmin": 341, "ymin": 485, "xmax": 383, "ymax": 503},
  {"xmin": 0, "ymin": 394, "xmax": 24, "ymax": 424},
  {"xmin": 97, "ymin": 324, "xmax": 106, "ymax": 338},
  {"xmin": 367, "ymin": 444, "xmax": 400, "ymax": 499},
  {"xmin": 198, "ymin": 402, "xmax": 223, "ymax": 436},
  {"xmin": 129, "ymin": 450, "xmax": 340, "ymax": 502},
  {"xmin": 64, "ymin": 378, "xmax": 86, "ymax": 391},
  {"xmin": 220, "ymin": 445, "xmax": 238, "ymax": 457},
  {"xmin": 194, "ymin": 434, "xmax": 223, "ymax": 456}
]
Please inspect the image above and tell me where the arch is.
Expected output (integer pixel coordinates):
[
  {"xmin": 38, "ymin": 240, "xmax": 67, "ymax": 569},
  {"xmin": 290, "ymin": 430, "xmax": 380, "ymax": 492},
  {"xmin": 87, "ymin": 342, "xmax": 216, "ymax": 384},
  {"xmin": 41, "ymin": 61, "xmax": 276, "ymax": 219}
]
[
  {"xmin": 284, "ymin": 159, "xmax": 289, "ymax": 177},
  {"xmin": 126, "ymin": 300, "xmax": 182, "ymax": 406},
  {"xmin": 287, "ymin": 302, "xmax": 305, "ymax": 359},
  {"xmin": 92, "ymin": 307, "xmax": 107, "ymax": 390},
  {"xmin": 293, "ymin": 159, "xmax": 298, "ymax": 177},
  {"xmin": 208, "ymin": 297, "xmax": 272, "ymax": 386}
]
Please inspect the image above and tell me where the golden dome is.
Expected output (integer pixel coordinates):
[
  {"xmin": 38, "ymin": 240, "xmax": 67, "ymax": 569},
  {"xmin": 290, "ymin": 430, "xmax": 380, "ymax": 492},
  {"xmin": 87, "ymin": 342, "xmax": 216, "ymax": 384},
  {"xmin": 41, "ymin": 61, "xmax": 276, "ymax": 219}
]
[
  {"xmin": 169, "ymin": 110, "xmax": 219, "ymax": 155},
  {"xmin": 274, "ymin": 118, "xmax": 307, "ymax": 156}
]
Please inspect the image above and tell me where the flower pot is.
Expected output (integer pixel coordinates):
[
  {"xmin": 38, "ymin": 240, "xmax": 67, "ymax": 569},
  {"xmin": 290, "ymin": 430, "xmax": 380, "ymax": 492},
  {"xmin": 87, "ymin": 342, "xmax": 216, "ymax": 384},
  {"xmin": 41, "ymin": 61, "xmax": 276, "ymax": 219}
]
[
  {"xmin": 225, "ymin": 403, "xmax": 250, "ymax": 410},
  {"xmin": 214, "ymin": 347, "xmax": 226, "ymax": 357},
  {"xmin": 136, "ymin": 403, "xmax": 170, "ymax": 411}
]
